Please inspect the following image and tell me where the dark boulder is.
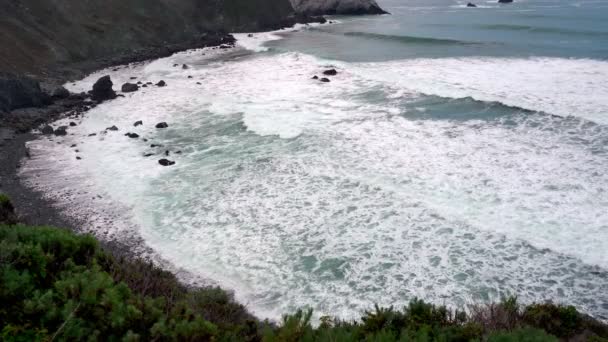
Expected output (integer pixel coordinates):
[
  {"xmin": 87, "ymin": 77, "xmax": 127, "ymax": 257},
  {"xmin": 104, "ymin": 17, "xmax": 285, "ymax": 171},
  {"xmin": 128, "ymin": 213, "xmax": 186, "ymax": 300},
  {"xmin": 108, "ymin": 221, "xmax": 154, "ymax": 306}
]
[
  {"xmin": 0, "ymin": 74, "xmax": 52, "ymax": 112},
  {"xmin": 41, "ymin": 125, "xmax": 54, "ymax": 135},
  {"xmin": 134, "ymin": 120, "xmax": 143, "ymax": 127},
  {"xmin": 320, "ymin": 78, "xmax": 330, "ymax": 83},
  {"xmin": 312, "ymin": 75, "xmax": 319, "ymax": 80},
  {"xmin": 498, "ymin": 0, "xmax": 513, "ymax": 2},
  {"xmin": 122, "ymin": 83, "xmax": 139, "ymax": 93},
  {"xmin": 125, "ymin": 132, "xmax": 139, "ymax": 138},
  {"xmin": 69, "ymin": 122, "xmax": 77, "ymax": 126},
  {"xmin": 323, "ymin": 69, "xmax": 338, "ymax": 76},
  {"xmin": 159, "ymin": 159, "xmax": 175, "ymax": 166},
  {"xmin": 182, "ymin": 64, "xmax": 189, "ymax": 69},
  {"xmin": 156, "ymin": 122, "xmax": 169, "ymax": 129},
  {"xmin": 106, "ymin": 125, "xmax": 119, "ymax": 131},
  {"xmin": 467, "ymin": 2, "xmax": 477, "ymax": 7},
  {"xmin": 143, "ymin": 153, "xmax": 155, "ymax": 157},
  {"xmin": 156, "ymin": 80, "xmax": 166, "ymax": 87},
  {"xmin": 54, "ymin": 126, "xmax": 68, "ymax": 136},
  {"xmin": 90, "ymin": 75, "xmax": 116, "ymax": 102},
  {"xmin": 52, "ymin": 86, "xmax": 71, "ymax": 99}
]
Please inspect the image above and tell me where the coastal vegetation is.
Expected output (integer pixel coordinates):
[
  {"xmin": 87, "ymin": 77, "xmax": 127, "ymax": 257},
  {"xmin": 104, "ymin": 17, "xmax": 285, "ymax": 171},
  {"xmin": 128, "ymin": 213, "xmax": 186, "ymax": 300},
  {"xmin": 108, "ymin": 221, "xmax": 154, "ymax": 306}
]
[{"xmin": 1, "ymin": 196, "xmax": 607, "ymax": 341}]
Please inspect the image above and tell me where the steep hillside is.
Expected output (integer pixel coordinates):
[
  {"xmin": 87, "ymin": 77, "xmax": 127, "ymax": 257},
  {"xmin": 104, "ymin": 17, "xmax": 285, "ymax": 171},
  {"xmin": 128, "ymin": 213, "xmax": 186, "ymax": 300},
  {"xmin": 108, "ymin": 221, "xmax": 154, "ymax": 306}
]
[{"xmin": 0, "ymin": 0, "xmax": 295, "ymax": 79}]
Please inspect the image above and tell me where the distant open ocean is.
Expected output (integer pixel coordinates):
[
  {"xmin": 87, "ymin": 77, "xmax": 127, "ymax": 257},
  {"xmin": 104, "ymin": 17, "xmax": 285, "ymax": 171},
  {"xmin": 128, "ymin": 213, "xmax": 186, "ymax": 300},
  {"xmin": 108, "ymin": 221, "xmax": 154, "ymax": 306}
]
[{"xmin": 21, "ymin": 0, "xmax": 608, "ymax": 321}]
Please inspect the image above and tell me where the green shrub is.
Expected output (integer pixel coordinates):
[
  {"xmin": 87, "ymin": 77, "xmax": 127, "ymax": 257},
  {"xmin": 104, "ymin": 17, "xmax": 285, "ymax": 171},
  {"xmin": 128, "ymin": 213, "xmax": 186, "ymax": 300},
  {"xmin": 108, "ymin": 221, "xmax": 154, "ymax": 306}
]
[
  {"xmin": 0, "ymin": 193, "xmax": 17, "ymax": 225},
  {"xmin": 0, "ymin": 225, "xmax": 223, "ymax": 341},
  {"xmin": 487, "ymin": 328, "xmax": 557, "ymax": 342},
  {"xmin": 2, "ymin": 224, "xmax": 608, "ymax": 341},
  {"xmin": 522, "ymin": 303, "xmax": 582, "ymax": 338}
]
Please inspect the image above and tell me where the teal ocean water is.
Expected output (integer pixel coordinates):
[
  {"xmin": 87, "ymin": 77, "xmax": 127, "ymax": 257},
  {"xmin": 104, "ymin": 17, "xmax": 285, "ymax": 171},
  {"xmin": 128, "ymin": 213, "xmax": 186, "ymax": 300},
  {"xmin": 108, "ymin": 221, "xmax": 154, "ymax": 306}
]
[{"xmin": 22, "ymin": 0, "xmax": 608, "ymax": 322}]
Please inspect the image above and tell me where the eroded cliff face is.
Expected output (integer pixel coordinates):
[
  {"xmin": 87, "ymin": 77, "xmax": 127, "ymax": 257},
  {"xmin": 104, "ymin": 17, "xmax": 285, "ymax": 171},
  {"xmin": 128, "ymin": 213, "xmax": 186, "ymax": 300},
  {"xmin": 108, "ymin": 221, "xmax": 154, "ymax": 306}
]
[
  {"xmin": 0, "ymin": 0, "xmax": 295, "ymax": 78},
  {"xmin": 290, "ymin": 0, "xmax": 387, "ymax": 15}
]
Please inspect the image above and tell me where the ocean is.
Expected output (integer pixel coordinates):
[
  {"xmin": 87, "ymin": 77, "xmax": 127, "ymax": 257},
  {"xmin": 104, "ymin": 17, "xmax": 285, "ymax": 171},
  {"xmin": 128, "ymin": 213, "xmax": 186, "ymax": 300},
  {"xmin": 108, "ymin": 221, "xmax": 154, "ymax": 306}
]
[{"xmin": 21, "ymin": 0, "xmax": 608, "ymax": 321}]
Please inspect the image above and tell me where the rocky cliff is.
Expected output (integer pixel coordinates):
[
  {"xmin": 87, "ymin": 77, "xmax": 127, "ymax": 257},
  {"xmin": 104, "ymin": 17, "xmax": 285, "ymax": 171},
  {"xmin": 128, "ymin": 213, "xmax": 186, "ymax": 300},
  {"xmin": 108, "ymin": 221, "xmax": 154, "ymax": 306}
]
[
  {"xmin": 0, "ymin": 0, "xmax": 296, "ymax": 79},
  {"xmin": 290, "ymin": 0, "xmax": 387, "ymax": 15}
]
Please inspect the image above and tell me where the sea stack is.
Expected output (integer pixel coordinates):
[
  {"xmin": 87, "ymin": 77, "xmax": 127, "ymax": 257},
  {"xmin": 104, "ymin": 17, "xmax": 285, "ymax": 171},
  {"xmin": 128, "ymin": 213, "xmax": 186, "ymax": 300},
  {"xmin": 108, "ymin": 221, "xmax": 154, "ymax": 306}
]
[{"xmin": 290, "ymin": 0, "xmax": 388, "ymax": 15}]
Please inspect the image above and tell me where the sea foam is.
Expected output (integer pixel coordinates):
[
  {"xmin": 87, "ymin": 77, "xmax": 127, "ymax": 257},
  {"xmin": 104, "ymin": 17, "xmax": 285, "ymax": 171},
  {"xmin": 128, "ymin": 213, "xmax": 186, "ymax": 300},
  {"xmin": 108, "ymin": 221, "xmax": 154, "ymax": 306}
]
[{"xmin": 19, "ymin": 34, "xmax": 608, "ymax": 322}]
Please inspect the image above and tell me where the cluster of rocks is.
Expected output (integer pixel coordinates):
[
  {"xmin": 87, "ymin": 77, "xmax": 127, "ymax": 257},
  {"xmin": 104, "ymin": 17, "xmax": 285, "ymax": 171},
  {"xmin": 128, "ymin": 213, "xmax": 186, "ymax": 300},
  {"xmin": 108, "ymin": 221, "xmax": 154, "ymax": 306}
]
[
  {"xmin": 98, "ymin": 119, "xmax": 177, "ymax": 166},
  {"xmin": 35, "ymin": 75, "xmax": 178, "ymax": 166},
  {"xmin": 312, "ymin": 68, "xmax": 339, "ymax": 83}
]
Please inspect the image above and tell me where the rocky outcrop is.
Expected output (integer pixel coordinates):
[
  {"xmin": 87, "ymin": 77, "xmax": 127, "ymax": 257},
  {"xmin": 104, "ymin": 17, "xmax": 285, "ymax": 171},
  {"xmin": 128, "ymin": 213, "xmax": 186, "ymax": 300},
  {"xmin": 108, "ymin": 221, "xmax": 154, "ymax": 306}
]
[
  {"xmin": 290, "ymin": 0, "xmax": 387, "ymax": 15},
  {"xmin": 90, "ymin": 76, "xmax": 117, "ymax": 102},
  {"xmin": 121, "ymin": 83, "xmax": 139, "ymax": 93},
  {"xmin": 0, "ymin": 74, "xmax": 51, "ymax": 113}
]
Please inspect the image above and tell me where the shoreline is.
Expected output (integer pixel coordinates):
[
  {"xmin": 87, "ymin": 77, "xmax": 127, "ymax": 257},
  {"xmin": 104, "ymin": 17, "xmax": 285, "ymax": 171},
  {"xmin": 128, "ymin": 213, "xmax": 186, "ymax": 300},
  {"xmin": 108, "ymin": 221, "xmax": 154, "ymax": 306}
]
[
  {"xmin": 2, "ymin": 19, "xmax": 608, "ymax": 326},
  {"xmin": 0, "ymin": 23, "xmax": 331, "ymax": 321}
]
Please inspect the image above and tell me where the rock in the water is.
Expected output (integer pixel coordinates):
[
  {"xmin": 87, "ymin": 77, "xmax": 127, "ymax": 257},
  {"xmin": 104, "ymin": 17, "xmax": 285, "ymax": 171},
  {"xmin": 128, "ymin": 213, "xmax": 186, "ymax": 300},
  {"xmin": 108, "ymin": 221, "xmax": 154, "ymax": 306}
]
[
  {"xmin": 69, "ymin": 122, "xmax": 77, "ymax": 127},
  {"xmin": 290, "ymin": 0, "xmax": 388, "ymax": 15},
  {"xmin": 467, "ymin": 2, "xmax": 477, "ymax": 7},
  {"xmin": 156, "ymin": 122, "xmax": 169, "ymax": 129},
  {"xmin": 182, "ymin": 64, "xmax": 189, "ymax": 69},
  {"xmin": 125, "ymin": 132, "xmax": 139, "ymax": 138},
  {"xmin": 151, "ymin": 144, "xmax": 163, "ymax": 148},
  {"xmin": 312, "ymin": 75, "xmax": 319, "ymax": 79},
  {"xmin": 106, "ymin": 125, "xmax": 119, "ymax": 131},
  {"xmin": 323, "ymin": 69, "xmax": 338, "ymax": 76},
  {"xmin": 54, "ymin": 126, "xmax": 68, "ymax": 136},
  {"xmin": 41, "ymin": 125, "xmax": 54, "ymax": 134},
  {"xmin": 498, "ymin": 0, "xmax": 513, "ymax": 2},
  {"xmin": 90, "ymin": 75, "xmax": 116, "ymax": 102},
  {"xmin": 158, "ymin": 159, "xmax": 175, "ymax": 166},
  {"xmin": 134, "ymin": 120, "xmax": 143, "ymax": 127},
  {"xmin": 52, "ymin": 86, "xmax": 71, "ymax": 99},
  {"xmin": 121, "ymin": 83, "xmax": 139, "ymax": 93},
  {"xmin": 320, "ymin": 77, "xmax": 330, "ymax": 83},
  {"xmin": 156, "ymin": 80, "xmax": 166, "ymax": 87}
]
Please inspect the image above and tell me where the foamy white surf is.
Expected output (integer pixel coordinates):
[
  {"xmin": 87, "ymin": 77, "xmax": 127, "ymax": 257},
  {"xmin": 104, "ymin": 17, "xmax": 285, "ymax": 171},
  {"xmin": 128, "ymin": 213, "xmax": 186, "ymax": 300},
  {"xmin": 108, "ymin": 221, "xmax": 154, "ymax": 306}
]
[
  {"xmin": 354, "ymin": 57, "xmax": 608, "ymax": 124},
  {"xmin": 20, "ymin": 33, "xmax": 608, "ymax": 322}
]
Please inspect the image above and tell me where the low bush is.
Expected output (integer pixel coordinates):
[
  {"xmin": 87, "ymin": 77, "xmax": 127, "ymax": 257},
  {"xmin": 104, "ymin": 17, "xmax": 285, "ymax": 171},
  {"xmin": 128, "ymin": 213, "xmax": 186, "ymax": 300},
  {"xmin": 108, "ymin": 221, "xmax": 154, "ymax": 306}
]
[{"xmin": 1, "ymin": 222, "xmax": 607, "ymax": 341}]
